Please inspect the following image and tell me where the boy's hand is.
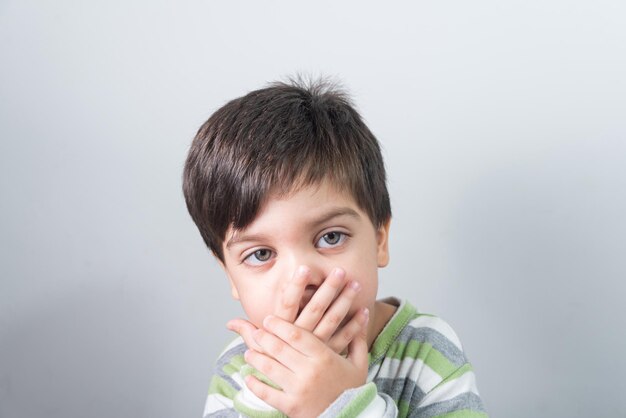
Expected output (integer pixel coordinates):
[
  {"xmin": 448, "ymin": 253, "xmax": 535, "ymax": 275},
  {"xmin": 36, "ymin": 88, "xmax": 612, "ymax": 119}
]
[
  {"xmin": 228, "ymin": 266, "xmax": 365, "ymax": 354},
  {"xmin": 244, "ymin": 313, "xmax": 369, "ymax": 418}
]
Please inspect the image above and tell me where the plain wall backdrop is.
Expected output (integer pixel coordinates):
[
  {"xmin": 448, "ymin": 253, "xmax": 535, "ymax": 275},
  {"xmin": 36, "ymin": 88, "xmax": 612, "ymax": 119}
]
[{"xmin": 1, "ymin": 1, "xmax": 625, "ymax": 417}]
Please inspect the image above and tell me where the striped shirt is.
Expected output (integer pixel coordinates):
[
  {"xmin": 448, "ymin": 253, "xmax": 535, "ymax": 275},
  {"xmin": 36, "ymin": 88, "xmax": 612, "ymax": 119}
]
[{"xmin": 203, "ymin": 298, "xmax": 487, "ymax": 417}]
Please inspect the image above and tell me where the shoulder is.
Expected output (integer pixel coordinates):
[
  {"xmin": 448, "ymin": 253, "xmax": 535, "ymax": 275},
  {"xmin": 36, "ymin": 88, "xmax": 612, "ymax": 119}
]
[
  {"xmin": 208, "ymin": 336, "xmax": 247, "ymax": 397},
  {"xmin": 386, "ymin": 300, "xmax": 470, "ymax": 372},
  {"xmin": 214, "ymin": 336, "xmax": 247, "ymax": 376},
  {"xmin": 402, "ymin": 314, "xmax": 486, "ymax": 415},
  {"xmin": 216, "ymin": 336, "xmax": 247, "ymax": 362},
  {"xmin": 374, "ymin": 300, "xmax": 486, "ymax": 415},
  {"xmin": 373, "ymin": 299, "xmax": 466, "ymax": 360},
  {"xmin": 372, "ymin": 299, "xmax": 473, "ymax": 387},
  {"xmin": 402, "ymin": 312, "xmax": 468, "ymax": 364}
]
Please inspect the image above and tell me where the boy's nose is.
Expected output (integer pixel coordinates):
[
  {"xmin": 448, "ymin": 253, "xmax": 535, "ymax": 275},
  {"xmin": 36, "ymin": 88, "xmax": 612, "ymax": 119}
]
[
  {"xmin": 286, "ymin": 253, "xmax": 332, "ymax": 288},
  {"xmin": 302, "ymin": 264, "xmax": 327, "ymax": 288}
]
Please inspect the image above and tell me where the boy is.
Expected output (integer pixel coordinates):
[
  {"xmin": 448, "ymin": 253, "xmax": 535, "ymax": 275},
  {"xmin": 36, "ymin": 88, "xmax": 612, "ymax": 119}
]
[{"xmin": 183, "ymin": 79, "xmax": 487, "ymax": 417}]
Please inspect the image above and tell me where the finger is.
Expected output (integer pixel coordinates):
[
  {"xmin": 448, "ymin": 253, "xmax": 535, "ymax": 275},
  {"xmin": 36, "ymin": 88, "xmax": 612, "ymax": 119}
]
[
  {"xmin": 244, "ymin": 374, "xmax": 288, "ymax": 413},
  {"xmin": 263, "ymin": 315, "xmax": 325, "ymax": 358},
  {"xmin": 295, "ymin": 267, "xmax": 346, "ymax": 331},
  {"xmin": 347, "ymin": 308, "xmax": 370, "ymax": 370},
  {"xmin": 227, "ymin": 318, "xmax": 264, "ymax": 353},
  {"xmin": 244, "ymin": 349, "xmax": 296, "ymax": 389},
  {"xmin": 274, "ymin": 265, "xmax": 310, "ymax": 322},
  {"xmin": 313, "ymin": 280, "xmax": 362, "ymax": 342},
  {"xmin": 252, "ymin": 325, "xmax": 307, "ymax": 371},
  {"xmin": 327, "ymin": 307, "xmax": 369, "ymax": 354}
]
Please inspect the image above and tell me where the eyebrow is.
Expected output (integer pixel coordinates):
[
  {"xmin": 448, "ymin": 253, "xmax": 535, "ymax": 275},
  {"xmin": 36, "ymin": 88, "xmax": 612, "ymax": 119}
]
[{"xmin": 225, "ymin": 207, "xmax": 361, "ymax": 249}]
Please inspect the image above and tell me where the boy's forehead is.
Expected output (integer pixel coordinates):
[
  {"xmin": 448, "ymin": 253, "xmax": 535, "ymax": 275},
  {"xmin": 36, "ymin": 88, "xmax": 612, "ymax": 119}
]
[{"xmin": 224, "ymin": 181, "xmax": 367, "ymax": 246}]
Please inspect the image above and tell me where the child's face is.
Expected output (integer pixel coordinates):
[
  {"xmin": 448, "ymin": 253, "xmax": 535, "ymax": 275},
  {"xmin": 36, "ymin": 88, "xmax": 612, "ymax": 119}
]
[{"xmin": 220, "ymin": 179, "xmax": 390, "ymax": 329}]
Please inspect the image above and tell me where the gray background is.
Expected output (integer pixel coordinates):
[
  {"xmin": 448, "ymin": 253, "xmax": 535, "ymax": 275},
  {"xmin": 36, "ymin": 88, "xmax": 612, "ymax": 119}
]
[{"xmin": 1, "ymin": 1, "xmax": 625, "ymax": 417}]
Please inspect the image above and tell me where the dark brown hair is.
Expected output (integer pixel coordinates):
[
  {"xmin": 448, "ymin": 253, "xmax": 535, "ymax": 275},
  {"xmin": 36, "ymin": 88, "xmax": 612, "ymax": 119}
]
[{"xmin": 182, "ymin": 77, "xmax": 391, "ymax": 262}]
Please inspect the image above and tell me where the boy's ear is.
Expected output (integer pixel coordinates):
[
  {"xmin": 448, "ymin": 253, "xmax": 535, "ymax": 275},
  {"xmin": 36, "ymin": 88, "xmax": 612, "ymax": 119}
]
[
  {"xmin": 376, "ymin": 218, "xmax": 391, "ymax": 267},
  {"xmin": 217, "ymin": 258, "xmax": 240, "ymax": 301}
]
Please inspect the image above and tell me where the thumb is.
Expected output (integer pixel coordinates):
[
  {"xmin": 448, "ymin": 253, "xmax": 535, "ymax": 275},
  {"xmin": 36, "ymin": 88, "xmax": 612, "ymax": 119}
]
[
  {"xmin": 227, "ymin": 318, "xmax": 264, "ymax": 353},
  {"xmin": 347, "ymin": 308, "xmax": 369, "ymax": 369}
]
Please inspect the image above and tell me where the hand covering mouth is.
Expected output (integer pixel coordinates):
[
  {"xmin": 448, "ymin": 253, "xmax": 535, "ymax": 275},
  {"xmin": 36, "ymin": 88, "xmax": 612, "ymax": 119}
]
[{"xmin": 298, "ymin": 285, "xmax": 319, "ymax": 313}]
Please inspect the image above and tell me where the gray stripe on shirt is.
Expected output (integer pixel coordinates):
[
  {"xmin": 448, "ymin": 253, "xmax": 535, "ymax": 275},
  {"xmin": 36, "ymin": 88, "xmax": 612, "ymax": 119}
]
[
  {"xmin": 204, "ymin": 408, "xmax": 240, "ymax": 418},
  {"xmin": 395, "ymin": 325, "xmax": 467, "ymax": 368},
  {"xmin": 412, "ymin": 392, "xmax": 486, "ymax": 417},
  {"xmin": 214, "ymin": 342, "xmax": 247, "ymax": 391},
  {"xmin": 216, "ymin": 343, "xmax": 247, "ymax": 371},
  {"xmin": 375, "ymin": 377, "xmax": 426, "ymax": 406}
]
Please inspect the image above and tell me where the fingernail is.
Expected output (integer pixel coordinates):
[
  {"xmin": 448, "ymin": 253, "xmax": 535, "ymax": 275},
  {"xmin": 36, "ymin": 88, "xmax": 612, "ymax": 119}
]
[
  {"xmin": 363, "ymin": 308, "xmax": 370, "ymax": 321},
  {"xmin": 295, "ymin": 265, "xmax": 309, "ymax": 279},
  {"xmin": 263, "ymin": 315, "xmax": 273, "ymax": 328},
  {"xmin": 334, "ymin": 268, "xmax": 345, "ymax": 279},
  {"xmin": 350, "ymin": 281, "xmax": 361, "ymax": 292},
  {"xmin": 226, "ymin": 321, "xmax": 236, "ymax": 331}
]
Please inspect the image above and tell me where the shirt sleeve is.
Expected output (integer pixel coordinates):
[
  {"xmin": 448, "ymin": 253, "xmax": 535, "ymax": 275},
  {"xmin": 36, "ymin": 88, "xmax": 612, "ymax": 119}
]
[
  {"xmin": 411, "ymin": 363, "xmax": 487, "ymax": 418},
  {"xmin": 317, "ymin": 365, "xmax": 487, "ymax": 418},
  {"xmin": 316, "ymin": 313, "xmax": 488, "ymax": 418},
  {"xmin": 202, "ymin": 338, "xmax": 286, "ymax": 418},
  {"xmin": 406, "ymin": 314, "xmax": 488, "ymax": 418},
  {"xmin": 203, "ymin": 338, "xmax": 392, "ymax": 418},
  {"xmin": 318, "ymin": 382, "xmax": 398, "ymax": 418}
]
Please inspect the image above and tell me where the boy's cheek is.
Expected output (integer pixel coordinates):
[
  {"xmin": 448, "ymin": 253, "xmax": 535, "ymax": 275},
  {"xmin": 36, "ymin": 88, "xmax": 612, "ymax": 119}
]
[
  {"xmin": 236, "ymin": 289, "xmax": 274, "ymax": 329},
  {"xmin": 241, "ymin": 306, "xmax": 267, "ymax": 329}
]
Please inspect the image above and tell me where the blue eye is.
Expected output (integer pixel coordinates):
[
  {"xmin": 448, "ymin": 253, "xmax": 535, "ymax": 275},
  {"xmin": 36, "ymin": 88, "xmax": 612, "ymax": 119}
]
[
  {"xmin": 316, "ymin": 231, "xmax": 347, "ymax": 248},
  {"xmin": 243, "ymin": 249, "xmax": 274, "ymax": 266}
]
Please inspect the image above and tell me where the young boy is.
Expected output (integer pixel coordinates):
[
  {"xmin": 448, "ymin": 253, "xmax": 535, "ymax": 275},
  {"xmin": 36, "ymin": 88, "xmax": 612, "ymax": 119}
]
[{"xmin": 183, "ymin": 79, "xmax": 487, "ymax": 417}]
